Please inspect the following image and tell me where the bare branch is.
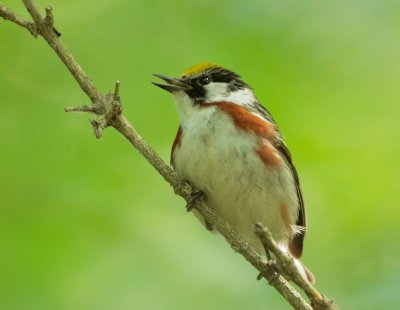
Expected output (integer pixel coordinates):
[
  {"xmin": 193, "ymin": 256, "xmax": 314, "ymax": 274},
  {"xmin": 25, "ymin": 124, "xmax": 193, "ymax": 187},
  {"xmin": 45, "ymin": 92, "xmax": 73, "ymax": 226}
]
[
  {"xmin": 1, "ymin": 1, "xmax": 341, "ymax": 309},
  {"xmin": 255, "ymin": 223, "xmax": 339, "ymax": 310},
  {"xmin": 0, "ymin": 3, "xmax": 38, "ymax": 36},
  {"xmin": 64, "ymin": 105, "xmax": 99, "ymax": 114}
]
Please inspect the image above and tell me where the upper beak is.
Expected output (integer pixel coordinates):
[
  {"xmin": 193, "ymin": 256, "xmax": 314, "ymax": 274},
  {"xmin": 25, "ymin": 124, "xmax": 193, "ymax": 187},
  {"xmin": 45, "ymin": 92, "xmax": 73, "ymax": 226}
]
[{"xmin": 152, "ymin": 74, "xmax": 192, "ymax": 93}]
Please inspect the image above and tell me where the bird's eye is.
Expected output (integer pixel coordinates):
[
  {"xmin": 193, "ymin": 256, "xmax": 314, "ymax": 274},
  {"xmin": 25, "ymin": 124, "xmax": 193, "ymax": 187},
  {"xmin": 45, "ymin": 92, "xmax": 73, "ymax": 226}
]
[{"xmin": 199, "ymin": 76, "xmax": 211, "ymax": 85}]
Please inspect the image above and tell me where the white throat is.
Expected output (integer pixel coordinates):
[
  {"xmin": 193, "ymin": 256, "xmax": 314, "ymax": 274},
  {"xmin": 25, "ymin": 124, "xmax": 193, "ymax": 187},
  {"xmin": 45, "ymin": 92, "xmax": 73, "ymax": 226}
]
[{"xmin": 172, "ymin": 91, "xmax": 199, "ymax": 126}]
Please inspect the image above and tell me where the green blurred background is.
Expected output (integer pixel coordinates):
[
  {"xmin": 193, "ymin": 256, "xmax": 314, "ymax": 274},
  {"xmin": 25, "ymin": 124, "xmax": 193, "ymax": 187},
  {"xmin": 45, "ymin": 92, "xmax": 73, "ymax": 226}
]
[{"xmin": 1, "ymin": 0, "xmax": 399, "ymax": 309}]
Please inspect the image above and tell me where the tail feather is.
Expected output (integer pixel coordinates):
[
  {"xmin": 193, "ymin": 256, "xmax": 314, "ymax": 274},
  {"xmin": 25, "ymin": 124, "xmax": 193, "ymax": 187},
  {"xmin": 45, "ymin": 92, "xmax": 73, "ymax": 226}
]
[
  {"xmin": 288, "ymin": 229, "xmax": 305, "ymax": 259},
  {"xmin": 303, "ymin": 263, "xmax": 316, "ymax": 285},
  {"xmin": 280, "ymin": 244, "xmax": 316, "ymax": 285},
  {"xmin": 293, "ymin": 258, "xmax": 316, "ymax": 285}
]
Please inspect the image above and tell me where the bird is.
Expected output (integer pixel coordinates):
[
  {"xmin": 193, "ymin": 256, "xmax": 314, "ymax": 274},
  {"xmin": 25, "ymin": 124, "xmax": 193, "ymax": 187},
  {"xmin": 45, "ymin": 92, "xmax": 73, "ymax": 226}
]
[{"xmin": 153, "ymin": 63, "xmax": 314, "ymax": 283}]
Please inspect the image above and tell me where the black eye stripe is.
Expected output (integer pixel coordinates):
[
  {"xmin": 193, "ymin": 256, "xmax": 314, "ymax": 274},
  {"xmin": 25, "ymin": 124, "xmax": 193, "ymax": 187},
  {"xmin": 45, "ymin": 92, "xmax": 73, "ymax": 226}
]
[{"xmin": 181, "ymin": 67, "xmax": 249, "ymax": 102}]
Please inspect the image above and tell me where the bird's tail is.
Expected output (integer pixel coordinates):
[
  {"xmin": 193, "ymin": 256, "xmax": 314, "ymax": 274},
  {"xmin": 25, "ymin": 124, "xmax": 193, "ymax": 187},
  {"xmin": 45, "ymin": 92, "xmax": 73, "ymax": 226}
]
[
  {"xmin": 279, "ymin": 244, "xmax": 316, "ymax": 284},
  {"xmin": 293, "ymin": 258, "xmax": 316, "ymax": 284}
]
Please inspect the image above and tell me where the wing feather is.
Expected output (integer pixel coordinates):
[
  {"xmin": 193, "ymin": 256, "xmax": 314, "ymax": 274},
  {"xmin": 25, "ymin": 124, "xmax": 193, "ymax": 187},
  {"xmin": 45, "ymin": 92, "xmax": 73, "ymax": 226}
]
[
  {"xmin": 254, "ymin": 102, "xmax": 306, "ymax": 258},
  {"xmin": 274, "ymin": 139, "xmax": 306, "ymax": 258}
]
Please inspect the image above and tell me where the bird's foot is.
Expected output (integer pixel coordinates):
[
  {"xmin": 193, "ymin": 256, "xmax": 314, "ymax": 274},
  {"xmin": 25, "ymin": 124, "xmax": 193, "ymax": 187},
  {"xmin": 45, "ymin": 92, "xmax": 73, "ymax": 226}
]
[
  {"xmin": 257, "ymin": 259, "xmax": 279, "ymax": 282},
  {"xmin": 186, "ymin": 188, "xmax": 206, "ymax": 212}
]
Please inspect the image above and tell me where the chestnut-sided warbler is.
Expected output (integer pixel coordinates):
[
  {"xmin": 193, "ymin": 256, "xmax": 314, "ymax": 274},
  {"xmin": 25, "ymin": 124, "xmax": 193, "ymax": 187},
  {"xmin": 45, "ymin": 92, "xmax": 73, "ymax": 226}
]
[{"xmin": 153, "ymin": 63, "xmax": 314, "ymax": 283}]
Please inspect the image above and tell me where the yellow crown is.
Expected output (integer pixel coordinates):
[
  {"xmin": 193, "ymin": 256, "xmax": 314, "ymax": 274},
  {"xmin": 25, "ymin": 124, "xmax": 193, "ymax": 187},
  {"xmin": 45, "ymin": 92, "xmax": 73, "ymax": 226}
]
[{"xmin": 181, "ymin": 62, "xmax": 222, "ymax": 77}]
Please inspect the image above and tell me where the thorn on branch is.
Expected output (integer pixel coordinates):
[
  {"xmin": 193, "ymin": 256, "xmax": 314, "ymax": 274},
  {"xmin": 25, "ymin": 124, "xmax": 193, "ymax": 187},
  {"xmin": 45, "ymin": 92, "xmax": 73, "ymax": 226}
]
[
  {"xmin": 110, "ymin": 81, "xmax": 123, "ymax": 116},
  {"xmin": 44, "ymin": 6, "xmax": 61, "ymax": 37},
  {"xmin": 44, "ymin": 6, "xmax": 53, "ymax": 26},
  {"xmin": 104, "ymin": 81, "xmax": 123, "ymax": 119},
  {"xmin": 113, "ymin": 80, "xmax": 120, "ymax": 101}
]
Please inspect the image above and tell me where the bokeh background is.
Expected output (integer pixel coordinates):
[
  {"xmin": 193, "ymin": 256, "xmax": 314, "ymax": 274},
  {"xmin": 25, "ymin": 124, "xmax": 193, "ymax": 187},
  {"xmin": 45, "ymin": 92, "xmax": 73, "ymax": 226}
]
[{"xmin": 1, "ymin": 0, "xmax": 399, "ymax": 309}]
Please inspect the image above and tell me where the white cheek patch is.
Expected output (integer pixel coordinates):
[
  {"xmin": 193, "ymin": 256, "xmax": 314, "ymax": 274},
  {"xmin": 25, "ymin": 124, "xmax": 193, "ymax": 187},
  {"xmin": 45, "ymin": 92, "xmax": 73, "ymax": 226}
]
[
  {"xmin": 204, "ymin": 83, "xmax": 256, "ymax": 107},
  {"xmin": 204, "ymin": 82, "xmax": 229, "ymax": 101}
]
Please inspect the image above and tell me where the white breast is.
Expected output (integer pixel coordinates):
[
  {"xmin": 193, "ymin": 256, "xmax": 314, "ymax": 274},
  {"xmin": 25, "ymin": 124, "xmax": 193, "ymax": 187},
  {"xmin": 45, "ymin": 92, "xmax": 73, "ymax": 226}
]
[{"xmin": 173, "ymin": 105, "xmax": 299, "ymax": 253}]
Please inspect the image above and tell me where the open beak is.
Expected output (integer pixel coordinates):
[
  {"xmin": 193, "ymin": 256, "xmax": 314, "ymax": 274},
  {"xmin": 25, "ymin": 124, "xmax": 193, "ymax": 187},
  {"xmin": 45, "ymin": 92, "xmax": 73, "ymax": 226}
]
[{"xmin": 152, "ymin": 74, "xmax": 192, "ymax": 93}]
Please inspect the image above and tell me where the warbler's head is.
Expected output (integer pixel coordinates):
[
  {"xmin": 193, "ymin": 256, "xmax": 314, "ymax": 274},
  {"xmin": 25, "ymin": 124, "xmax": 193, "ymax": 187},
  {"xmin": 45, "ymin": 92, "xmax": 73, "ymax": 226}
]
[{"xmin": 153, "ymin": 63, "xmax": 257, "ymax": 115}]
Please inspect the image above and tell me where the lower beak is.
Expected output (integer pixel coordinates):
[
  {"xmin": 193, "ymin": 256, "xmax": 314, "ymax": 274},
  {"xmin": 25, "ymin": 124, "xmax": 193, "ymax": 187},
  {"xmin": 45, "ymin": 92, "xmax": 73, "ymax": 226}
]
[{"xmin": 152, "ymin": 74, "xmax": 192, "ymax": 93}]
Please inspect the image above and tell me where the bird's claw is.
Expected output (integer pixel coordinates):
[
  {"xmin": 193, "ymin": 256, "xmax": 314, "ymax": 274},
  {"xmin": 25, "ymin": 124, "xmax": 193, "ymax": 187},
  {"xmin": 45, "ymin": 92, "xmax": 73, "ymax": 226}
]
[
  {"xmin": 256, "ymin": 260, "xmax": 280, "ymax": 284},
  {"xmin": 186, "ymin": 189, "xmax": 205, "ymax": 212}
]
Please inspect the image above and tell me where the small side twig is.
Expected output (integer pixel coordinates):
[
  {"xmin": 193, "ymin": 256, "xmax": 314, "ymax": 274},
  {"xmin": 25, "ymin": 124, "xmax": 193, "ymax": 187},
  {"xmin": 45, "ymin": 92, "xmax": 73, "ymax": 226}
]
[
  {"xmin": 44, "ymin": 6, "xmax": 53, "ymax": 26},
  {"xmin": 64, "ymin": 105, "xmax": 99, "ymax": 114},
  {"xmin": 0, "ymin": 3, "xmax": 38, "ymax": 36},
  {"xmin": 255, "ymin": 223, "xmax": 339, "ymax": 310},
  {"xmin": 113, "ymin": 80, "xmax": 121, "ymax": 101},
  {"xmin": 44, "ymin": 6, "xmax": 60, "ymax": 36}
]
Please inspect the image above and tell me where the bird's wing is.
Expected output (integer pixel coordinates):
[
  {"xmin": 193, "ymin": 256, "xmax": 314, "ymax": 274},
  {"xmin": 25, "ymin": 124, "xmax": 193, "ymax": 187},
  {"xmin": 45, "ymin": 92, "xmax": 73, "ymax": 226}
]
[
  {"xmin": 274, "ymin": 138, "xmax": 306, "ymax": 258},
  {"xmin": 254, "ymin": 102, "xmax": 306, "ymax": 258},
  {"xmin": 170, "ymin": 126, "xmax": 182, "ymax": 167}
]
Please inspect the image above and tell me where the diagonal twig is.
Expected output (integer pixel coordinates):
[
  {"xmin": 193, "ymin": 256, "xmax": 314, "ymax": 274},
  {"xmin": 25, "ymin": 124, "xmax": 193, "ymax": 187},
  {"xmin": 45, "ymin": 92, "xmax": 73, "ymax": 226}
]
[
  {"xmin": 255, "ymin": 223, "xmax": 339, "ymax": 310},
  {"xmin": 0, "ymin": 3, "xmax": 38, "ymax": 36}
]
